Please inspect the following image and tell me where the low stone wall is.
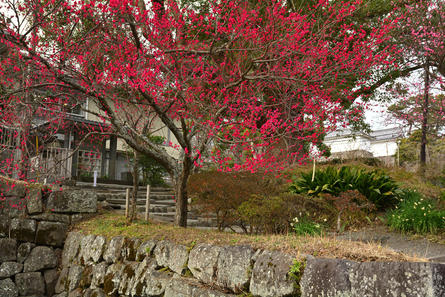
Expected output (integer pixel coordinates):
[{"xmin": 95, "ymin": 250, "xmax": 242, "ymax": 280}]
[
  {"xmin": 301, "ymin": 258, "xmax": 445, "ymax": 297},
  {"xmin": 56, "ymin": 232, "xmax": 445, "ymax": 297},
  {"xmin": 2, "ymin": 176, "xmax": 445, "ymax": 297},
  {"xmin": 0, "ymin": 177, "xmax": 97, "ymax": 297}
]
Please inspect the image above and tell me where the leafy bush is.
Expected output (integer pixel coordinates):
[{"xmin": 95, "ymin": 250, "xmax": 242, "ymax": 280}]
[
  {"xmin": 189, "ymin": 170, "xmax": 336, "ymax": 234},
  {"xmin": 290, "ymin": 217, "xmax": 323, "ymax": 236},
  {"xmin": 289, "ymin": 166, "xmax": 401, "ymax": 209},
  {"xmin": 237, "ymin": 194, "xmax": 293, "ymax": 234},
  {"xmin": 236, "ymin": 193, "xmax": 324, "ymax": 234},
  {"xmin": 188, "ymin": 170, "xmax": 283, "ymax": 231},
  {"xmin": 387, "ymin": 190, "xmax": 445, "ymax": 234},
  {"xmin": 322, "ymin": 190, "xmax": 375, "ymax": 232}
]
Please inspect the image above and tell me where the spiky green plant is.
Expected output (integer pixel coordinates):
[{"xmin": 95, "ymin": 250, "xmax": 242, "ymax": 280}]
[{"xmin": 289, "ymin": 166, "xmax": 401, "ymax": 209}]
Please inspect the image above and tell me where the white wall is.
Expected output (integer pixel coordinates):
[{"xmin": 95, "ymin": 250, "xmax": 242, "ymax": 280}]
[
  {"xmin": 324, "ymin": 136, "xmax": 372, "ymax": 153},
  {"xmin": 324, "ymin": 136, "xmax": 398, "ymax": 158},
  {"xmin": 370, "ymin": 141, "xmax": 398, "ymax": 158}
]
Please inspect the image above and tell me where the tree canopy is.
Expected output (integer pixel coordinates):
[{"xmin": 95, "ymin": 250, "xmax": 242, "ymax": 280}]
[{"xmin": 0, "ymin": 0, "xmax": 400, "ymax": 225}]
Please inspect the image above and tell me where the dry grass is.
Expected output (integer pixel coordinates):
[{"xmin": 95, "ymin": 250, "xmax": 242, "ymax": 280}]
[{"xmin": 74, "ymin": 212, "xmax": 425, "ymax": 263}]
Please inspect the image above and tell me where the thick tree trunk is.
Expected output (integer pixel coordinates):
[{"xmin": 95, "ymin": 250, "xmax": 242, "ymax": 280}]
[
  {"xmin": 129, "ymin": 151, "xmax": 139, "ymax": 223},
  {"xmin": 174, "ymin": 158, "xmax": 192, "ymax": 227},
  {"xmin": 175, "ymin": 179, "xmax": 188, "ymax": 227},
  {"xmin": 420, "ymin": 63, "xmax": 429, "ymax": 172}
]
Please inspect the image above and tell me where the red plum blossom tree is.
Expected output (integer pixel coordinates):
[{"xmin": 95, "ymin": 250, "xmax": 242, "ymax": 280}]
[{"xmin": 0, "ymin": 0, "xmax": 398, "ymax": 226}]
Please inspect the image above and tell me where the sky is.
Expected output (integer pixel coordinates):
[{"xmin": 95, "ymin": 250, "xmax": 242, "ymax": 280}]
[{"xmin": 365, "ymin": 102, "xmax": 395, "ymax": 131}]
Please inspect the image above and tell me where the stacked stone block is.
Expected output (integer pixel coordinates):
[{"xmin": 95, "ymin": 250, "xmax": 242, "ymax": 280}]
[
  {"xmin": 57, "ymin": 232, "xmax": 445, "ymax": 297},
  {"xmin": 0, "ymin": 235, "xmax": 61, "ymax": 296},
  {"xmin": 2, "ymin": 177, "xmax": 445, "ymax": 297},
  {"xmin": 55, "ymin": 232, "xmax": 307, "ymax": 297},
  {"xmin": 0, "ymin": 177, "xmax": 97, "ymax": 297}
]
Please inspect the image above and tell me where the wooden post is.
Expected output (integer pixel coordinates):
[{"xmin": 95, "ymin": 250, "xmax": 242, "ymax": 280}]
[
  {"xmin": 108, "ymin": 135, "xmax": 117, "ymax": 180},
  {"xmin": 145, "ymin": 185, "xmax": 151, "ymax": 221},
  {"xmin": 125, "ymin": 188, "xmax": 130, "ymax": 218},
  {"xmin": 311, "ymin": 158, "xmax": 316, "ymax": 182}
]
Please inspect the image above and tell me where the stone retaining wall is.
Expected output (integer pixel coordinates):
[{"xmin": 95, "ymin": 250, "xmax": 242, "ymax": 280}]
[
  {"xmin": 0, "ymin": 177, "xmax": 97, "ymax": 297},
  {"xmin": 56, "ymin": 232, "xmax": 445, "ymax": 297},
  {"xmin": 1, "ymin": 176, "xmax": 445, "ymax": 297}
]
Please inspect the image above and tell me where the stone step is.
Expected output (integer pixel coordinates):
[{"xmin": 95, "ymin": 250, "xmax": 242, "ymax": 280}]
[
  {"xmin": 98, "ymin": 194, "xmax": 175, "ymax": 200},
  {"xmin": 148, "ymin": 214, "xmax": 215, "ymax": 227},
  {"xmin": 150, "ymin": 212, "xmax": 200, "ymax": 220},
  {"xmin": 96, "ymin": 189, "xmax": 173, "ymax": 195},
  {"xmin": 98, "ymin": 194, "xmax": 174, "ymax": 202},
  {"xmin": 113, "ymin": 209, "xmax": 216, "ymax": 227},
  {"xmin": 109, "ymin": 203, "xmax": 216, "ymax": 219},
  {"xmin": 107, "ymin": 198, "xmax": 176, "ymax": 206},
  {"xmin": 107, "ymin": 201, "xmax": 173, "ymax": 209},
  {"xmin": 100, "ymin": 193, "xmax": 175, "ymax": 200},
  {"xmin": 112, "ymin": 210, "xmax": 198, "ymax": 225},
  {"xmin": 76, "ymin": 181, "xmax": 172, "ymax": 191},
  {"xmin": 149, "ymin": 215, "xmax": 200, "ymax": 225},
  {"xmin": 107, "ymin": 198, "xmax": 172, "ymax": 206},
  {"xmin": 110, "ymin": 204, "xmax": 175, "ymax": 213},
  {"xmin": 146, "ymin": 210, "xmax": 200, "ymax": 219},
  {"xmin": 96, "ymin": 188, "xmax": 174, "ymax": 194},
  {"xmin": 103, "ymin": 192, "xmax": 175, "ymax": 200}
]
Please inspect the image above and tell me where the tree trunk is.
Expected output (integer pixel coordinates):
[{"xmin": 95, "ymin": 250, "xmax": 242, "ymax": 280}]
[
  {"xmin": 420, "ymin": 63, "xmax": 429, "ymax": 173},
  {"xmin": 18, "ymin": 114, "xmax": 32, "ymax": 180},
  {"xmin": 174, "ymin": 158, "xmax": 192, "ymax": 227},
  {"xmin": 129, "ymin": 151, "xmax": 139, "ymax": 223},
  {"xmin": 12, "ymin": 129, "xmax": 22, "ymax": 179}
]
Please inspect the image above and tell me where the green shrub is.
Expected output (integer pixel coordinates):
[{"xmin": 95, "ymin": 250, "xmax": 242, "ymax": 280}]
[
  {"xmin": 289, "ymin": 166, "xmax": 401, "ymax": 210},
  {"xmin": 188, "ymin": 170, "xmax": 284, "ymax": 231},
  {"xmin": 387, "ymin": 190, "xmax": 445, "ymax": 234},
  {"xmin": 290, "ymin": 217, "xmax": 323, "ymax": 236},
  {"xmin": 235, "ymin": 192, "xmax": 337, "ymax": 234},
  {"xmin": 322, "ymin": 190, "xmax": 375, "ymax": 232},
  {"xmin": 236, "ymin": 193, "xmax": 309, "ymax": 234}
]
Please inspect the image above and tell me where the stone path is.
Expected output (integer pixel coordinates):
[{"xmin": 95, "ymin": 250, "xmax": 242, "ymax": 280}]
[{"xmin": 336, "ymin": 226, "xmax": 445, "ymax": 263}]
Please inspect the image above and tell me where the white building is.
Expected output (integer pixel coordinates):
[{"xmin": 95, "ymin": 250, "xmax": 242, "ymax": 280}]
[{"xmin": 323, "ymin": 127, "xmax": 403, "ymax": 165}]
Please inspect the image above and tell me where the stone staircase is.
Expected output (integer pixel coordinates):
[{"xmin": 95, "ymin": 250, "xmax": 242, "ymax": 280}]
[{"xmin": 75, "ymin": 182, "xmax": 216, "ymax": 227}]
